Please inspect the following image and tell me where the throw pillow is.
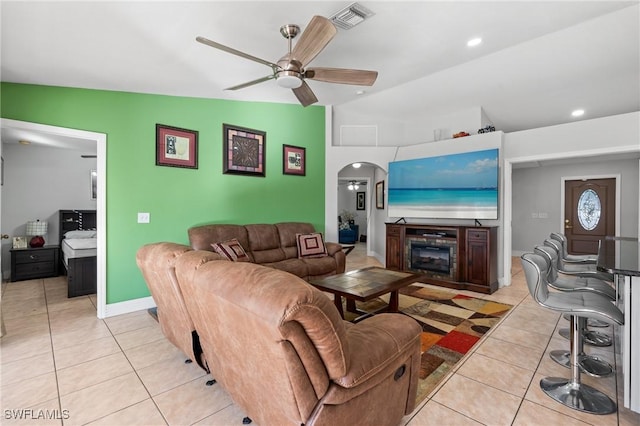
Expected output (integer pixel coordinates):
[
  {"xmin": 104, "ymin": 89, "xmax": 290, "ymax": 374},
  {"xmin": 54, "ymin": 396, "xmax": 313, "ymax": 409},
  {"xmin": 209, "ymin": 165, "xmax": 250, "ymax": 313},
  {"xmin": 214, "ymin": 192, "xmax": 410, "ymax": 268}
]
[
  {"xmin": 211, "ymin": 238, "xmax": 250, "ymax": 262},
  {"xmin": 296, "ymin": 233, "xmax": 328, "ymax": 258}
]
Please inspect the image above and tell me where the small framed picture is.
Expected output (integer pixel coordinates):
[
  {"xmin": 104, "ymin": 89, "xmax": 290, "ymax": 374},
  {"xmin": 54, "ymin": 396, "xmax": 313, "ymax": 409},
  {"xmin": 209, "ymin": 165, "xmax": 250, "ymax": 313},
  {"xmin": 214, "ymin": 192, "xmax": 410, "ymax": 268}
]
[
  {"xmin": 156, "ymin": 124, "xmax": 198, "ymax": 169},
  {"xmin": 12, "ymin": 236, "xmax": 27, "ymax": 249},
  {"xmin": 223, "ymin": 124, "xmax": 266, "ymax": 177},
  {"xmin": 356, "ymin": 191, "xmax": 366, "ymax": 210},
  {"xmin": 376, "ymin": 180, "xmax": 384, "ymax": 209},
  {"xmin": 282, "ymin": 144, "xmax": 306, "ymax": 176}
]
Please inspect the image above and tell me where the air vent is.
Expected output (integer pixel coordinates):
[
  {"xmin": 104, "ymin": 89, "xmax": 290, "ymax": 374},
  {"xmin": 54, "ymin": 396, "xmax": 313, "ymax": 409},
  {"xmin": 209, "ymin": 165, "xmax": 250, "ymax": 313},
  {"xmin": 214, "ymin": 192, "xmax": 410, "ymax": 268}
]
[{"xmin": 329, "ymin": 2, "xmax": 375, "ymax": 30}]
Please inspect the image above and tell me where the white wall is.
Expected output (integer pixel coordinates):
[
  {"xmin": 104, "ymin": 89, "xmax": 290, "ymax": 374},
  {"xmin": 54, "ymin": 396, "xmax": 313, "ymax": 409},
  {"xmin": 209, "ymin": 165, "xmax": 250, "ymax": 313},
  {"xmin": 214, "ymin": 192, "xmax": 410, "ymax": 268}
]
[
  {"xmin": 1, "ymin": 143, "xmax": 97, "ymax": 278},
  {"xmin": 327, "ymin": 109, "xmax": 640, "ymax": 287},
  {"xmin": 502, "ymin": 111, "xmax": 640, "ymax": 281},
  {"xmin": 511, "ymin": 158, "xmax": 638, "ymax": 254},
  {"xmin": 504, "ymin": 112, "xmax": 640, "ymax": 160},
  {"xmin": 333, "ymin": 104, "xmax": 489, "ymax": 147}
]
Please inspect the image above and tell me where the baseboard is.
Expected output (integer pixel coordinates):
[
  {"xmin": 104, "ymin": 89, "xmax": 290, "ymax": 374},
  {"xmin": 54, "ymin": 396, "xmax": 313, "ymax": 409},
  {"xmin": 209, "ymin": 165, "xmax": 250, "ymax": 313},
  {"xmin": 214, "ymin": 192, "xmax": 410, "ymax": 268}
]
[
  {"xmin": 102, "ymin": 296, "xmax": 156, "ymax": 319},
  {"xmin": 369, "ymin": 250, "xmax": 384, "ymax": 266}
]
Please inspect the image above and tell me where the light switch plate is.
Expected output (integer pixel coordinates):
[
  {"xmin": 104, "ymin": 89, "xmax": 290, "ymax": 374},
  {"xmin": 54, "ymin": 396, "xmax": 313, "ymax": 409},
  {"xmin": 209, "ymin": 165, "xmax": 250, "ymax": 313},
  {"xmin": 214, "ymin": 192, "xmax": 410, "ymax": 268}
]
[{"xmin": 138, "ymin": 212, "xmax": 150, "ymax": 223}]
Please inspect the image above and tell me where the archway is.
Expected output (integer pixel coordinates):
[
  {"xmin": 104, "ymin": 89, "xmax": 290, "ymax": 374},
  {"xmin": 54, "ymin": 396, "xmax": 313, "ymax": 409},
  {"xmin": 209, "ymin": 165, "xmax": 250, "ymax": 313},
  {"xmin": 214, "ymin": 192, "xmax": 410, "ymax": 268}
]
[{"xmin": 336, "ymin": 162, "xmax": 387, "ymax": 265}]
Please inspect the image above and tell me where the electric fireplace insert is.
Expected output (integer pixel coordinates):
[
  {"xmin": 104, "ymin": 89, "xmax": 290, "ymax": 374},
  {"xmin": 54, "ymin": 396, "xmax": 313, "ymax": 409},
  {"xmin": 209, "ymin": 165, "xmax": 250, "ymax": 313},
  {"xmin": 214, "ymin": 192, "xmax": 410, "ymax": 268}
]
[{"xmin": 410, "ymin": 243, "xmax": 451, "ymax": 274}]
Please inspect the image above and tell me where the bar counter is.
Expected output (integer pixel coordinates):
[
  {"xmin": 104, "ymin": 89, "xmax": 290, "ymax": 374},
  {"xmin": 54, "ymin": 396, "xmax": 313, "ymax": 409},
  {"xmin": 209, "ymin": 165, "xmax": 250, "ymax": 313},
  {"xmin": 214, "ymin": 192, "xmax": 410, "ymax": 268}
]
[{"xmin": 597, "ymin": 236, "xmax": 640, "ymax": 413}]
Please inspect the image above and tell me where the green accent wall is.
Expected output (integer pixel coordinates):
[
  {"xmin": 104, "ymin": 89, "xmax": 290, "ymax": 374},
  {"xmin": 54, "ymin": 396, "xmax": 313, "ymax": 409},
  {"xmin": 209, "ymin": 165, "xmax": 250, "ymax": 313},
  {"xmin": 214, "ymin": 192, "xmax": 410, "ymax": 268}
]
[{"xmin": 1, "ymin": 83, "xmax": 326, "ymax": 303}]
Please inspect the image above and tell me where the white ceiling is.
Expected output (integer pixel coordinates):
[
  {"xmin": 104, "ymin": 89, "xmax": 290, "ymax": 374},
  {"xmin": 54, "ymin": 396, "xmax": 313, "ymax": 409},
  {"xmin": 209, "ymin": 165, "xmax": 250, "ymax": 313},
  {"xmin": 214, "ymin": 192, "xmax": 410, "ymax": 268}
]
[{"xmin": 1, "ymin": 1, "xmax": 639, "ymax": 151}]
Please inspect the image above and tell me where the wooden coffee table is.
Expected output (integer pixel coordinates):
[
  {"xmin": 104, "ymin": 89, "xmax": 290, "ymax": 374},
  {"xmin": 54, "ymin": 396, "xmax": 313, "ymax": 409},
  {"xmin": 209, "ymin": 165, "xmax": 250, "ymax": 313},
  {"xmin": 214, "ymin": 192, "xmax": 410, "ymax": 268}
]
[{"xmin": 310, "ymin": 267, "xmax": 421, "ymax": 321}]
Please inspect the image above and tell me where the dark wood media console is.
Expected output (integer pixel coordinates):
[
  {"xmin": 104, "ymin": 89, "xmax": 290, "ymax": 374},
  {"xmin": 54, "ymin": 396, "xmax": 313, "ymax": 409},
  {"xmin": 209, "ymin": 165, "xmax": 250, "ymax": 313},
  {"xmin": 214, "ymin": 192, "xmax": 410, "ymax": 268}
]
[{"xmin": 386, "ymin": 223, "xmax": 498, "ymax": 294}]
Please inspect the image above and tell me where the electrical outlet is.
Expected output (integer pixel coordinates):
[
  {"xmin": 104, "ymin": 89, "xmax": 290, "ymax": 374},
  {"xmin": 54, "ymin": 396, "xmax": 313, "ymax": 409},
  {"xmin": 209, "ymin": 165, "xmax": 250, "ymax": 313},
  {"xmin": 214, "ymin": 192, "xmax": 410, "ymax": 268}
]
[{"xmin": 138, "ymin": 212, "xmax": 150, "ymax": 223}]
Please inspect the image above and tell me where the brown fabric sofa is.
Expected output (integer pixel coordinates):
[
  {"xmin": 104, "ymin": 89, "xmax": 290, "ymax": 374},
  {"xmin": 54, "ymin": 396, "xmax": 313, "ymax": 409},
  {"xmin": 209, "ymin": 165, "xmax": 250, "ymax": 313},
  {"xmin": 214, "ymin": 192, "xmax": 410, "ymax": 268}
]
[
  {"xmin": 174, "ymin": 252, "xmax": 422, "ymax": 426},
  {"xmin": 188, "ymin": 222, "xmax": 346, "ymax": 280}
]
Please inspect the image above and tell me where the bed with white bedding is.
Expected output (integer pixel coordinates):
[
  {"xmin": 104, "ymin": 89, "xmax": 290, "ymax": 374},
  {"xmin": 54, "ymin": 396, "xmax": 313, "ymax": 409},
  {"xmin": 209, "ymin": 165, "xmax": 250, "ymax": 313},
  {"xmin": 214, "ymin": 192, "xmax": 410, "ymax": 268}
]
[{"xmin": 60, "ymin": 230, "xmax": 97, "ymax": 298}]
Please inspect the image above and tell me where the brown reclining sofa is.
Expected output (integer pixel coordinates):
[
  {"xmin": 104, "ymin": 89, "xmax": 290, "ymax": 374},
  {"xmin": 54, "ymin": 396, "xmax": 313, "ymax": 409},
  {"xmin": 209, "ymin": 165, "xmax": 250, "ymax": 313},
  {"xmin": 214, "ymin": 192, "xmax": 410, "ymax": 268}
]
[
  {"xmin": 137, "ymin": 223, "xmax": 421, "ymax": 424},
  {"xmin": 136, "ymin": 222, "xmax": 345, "ymax": 376},
  {"xmin": 175, "ymin": 250, "xmax": 422, "ymax": 426},
  {"xmin": 188, "ymin": 222, "xmax": 346, "ymax": 280}
]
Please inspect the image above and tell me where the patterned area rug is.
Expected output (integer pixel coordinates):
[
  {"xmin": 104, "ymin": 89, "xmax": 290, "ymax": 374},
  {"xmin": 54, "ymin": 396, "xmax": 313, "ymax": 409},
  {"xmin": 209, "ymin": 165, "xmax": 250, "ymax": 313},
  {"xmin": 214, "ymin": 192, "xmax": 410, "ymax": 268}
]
[{"xmin": 345, "ymin": 284, "xmax": 512, "ymax": 405}]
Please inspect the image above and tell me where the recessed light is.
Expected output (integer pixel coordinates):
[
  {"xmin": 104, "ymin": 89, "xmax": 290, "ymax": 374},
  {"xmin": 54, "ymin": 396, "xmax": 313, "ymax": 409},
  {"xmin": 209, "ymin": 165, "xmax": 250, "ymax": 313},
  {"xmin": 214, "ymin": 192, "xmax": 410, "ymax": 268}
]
[
  {"xmin": 355, "ymin": 90, "xmax": 365, "ymax": 95},
  {"xmin": 571, "ymin": 109, "xmax": 585, "ymax": 117},
  {"xmin": 352, "ymin": 163, "xmax": 362, "ymax": 169},
  {"xmin": 467, "ymin": 37, "xmax": 482, "ymax": 47}
]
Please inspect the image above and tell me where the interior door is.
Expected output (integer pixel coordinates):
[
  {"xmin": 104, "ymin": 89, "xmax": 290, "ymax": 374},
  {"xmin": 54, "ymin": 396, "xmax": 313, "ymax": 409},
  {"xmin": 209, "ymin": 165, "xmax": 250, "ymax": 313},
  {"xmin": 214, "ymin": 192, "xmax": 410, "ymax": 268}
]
[{"xmin": 564, "ymin": 178, "xmax": 616, "ymax": 254}]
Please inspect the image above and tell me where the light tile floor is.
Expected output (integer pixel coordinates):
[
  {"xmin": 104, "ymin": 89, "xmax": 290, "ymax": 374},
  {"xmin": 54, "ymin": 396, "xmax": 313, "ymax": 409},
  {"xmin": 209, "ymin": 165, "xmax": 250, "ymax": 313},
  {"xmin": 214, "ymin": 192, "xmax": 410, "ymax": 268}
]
[{"xmin": 1, "ymin": 243, "xmax": 638, "ymax": 425}]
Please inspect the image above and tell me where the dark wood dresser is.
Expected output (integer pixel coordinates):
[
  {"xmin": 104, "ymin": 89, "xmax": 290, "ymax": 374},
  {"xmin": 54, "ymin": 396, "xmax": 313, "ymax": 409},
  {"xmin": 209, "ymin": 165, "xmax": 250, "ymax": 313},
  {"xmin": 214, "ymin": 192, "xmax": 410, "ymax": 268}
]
[{"xmin": 10, "ymin": 245, "xmax": 60, "ymax": 282}]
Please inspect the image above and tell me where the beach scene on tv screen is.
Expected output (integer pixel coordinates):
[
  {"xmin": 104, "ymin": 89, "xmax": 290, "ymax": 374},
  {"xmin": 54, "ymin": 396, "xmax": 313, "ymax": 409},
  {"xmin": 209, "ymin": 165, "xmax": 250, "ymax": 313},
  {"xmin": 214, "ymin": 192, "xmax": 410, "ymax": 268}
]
[{"xmin": 388, "ymin": 148, "xmax": 499, "ymax": 219}]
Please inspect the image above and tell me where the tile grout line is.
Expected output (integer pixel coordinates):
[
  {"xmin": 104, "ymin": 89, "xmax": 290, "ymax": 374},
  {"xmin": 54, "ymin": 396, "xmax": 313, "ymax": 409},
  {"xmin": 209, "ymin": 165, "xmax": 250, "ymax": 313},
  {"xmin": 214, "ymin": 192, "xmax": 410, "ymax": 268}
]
[
  {"xmin": 88, "ymin": 310, "xmax": 171, "ymax": 426},
  {"xmin": 405, "ymin": 270, "xmax": 529, "ymax": 425},
  {"xmin": 42, "ymin": 278, "xmax": 65, "ymax": 426}
]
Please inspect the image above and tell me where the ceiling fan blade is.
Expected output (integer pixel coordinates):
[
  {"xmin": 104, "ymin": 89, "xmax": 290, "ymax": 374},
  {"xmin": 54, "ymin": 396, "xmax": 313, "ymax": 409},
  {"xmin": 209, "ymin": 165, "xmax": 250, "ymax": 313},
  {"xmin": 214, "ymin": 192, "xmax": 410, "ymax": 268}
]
[
  {"xmin": 225, "ymin": 75, "xmax": 275, "ymax": 91},
  {"xmin": 305, "ymin": 68, "xmax": 378, "ymax": 86},
  {"xmin": 291, "ymin": 16, "xmax": 337, "ymax": 68},
  {"xmin": 196, "ymin": 36, "xmax": 278, "ymax": 69},
  {"xmin": 292, "ymin": 81, "xmax": 318, "ymax": 107}
]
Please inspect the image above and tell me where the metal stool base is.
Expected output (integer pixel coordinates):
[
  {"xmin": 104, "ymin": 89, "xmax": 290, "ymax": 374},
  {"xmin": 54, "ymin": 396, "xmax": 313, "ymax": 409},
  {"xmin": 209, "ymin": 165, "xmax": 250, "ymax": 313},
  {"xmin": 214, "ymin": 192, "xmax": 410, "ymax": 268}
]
[
  {"xmin": 563, "ymin": 314, "xmax": 609, "ymax": 328},
  {"xmin": 559, "ymin": 328, "xmax": 612, "ymax": 347},
  {"xmin": 549, "ymin": 350, "xmax": 614, "ymax": 377},
  {"xmin": 540, "ymin": 377, "xmax": 616, "ymax": 414}
]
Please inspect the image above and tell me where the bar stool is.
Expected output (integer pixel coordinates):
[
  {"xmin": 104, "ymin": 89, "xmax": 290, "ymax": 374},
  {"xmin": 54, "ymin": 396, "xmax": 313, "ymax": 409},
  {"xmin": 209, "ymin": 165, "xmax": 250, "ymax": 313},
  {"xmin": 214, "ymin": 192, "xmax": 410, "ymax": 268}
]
[
  {"xmin": 521, "ymin": 252, "xmax": 623, "ymax": 414},
  {"xmin": 539, "ymin": 242, "xmax": 613, "ymax": 347},
  {"xmin": 533, "ymin": 245, "xmax": 615, "ymax": 377},
  {"xmin": 541, "ymin": 241, "xmax": 614, "ymax": 347},
  {"xmin": 544, "ymin": 239, "xmax": 613, "ymax": 283},
  {"xmin": 542, "ymin": 239, "xmax": 612, "ymax": 329},
  {"xmin": 549, "ymin": 232, "xmax": 598, "ymax": 263}
]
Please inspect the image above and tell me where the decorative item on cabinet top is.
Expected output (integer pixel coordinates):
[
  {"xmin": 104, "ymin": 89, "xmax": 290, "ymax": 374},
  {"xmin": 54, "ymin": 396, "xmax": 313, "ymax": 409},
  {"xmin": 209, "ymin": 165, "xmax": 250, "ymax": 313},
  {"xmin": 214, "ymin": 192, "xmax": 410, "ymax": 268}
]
[{"xmin": 478, "ymin": 125, "xmax": 496, "ymax": 133}]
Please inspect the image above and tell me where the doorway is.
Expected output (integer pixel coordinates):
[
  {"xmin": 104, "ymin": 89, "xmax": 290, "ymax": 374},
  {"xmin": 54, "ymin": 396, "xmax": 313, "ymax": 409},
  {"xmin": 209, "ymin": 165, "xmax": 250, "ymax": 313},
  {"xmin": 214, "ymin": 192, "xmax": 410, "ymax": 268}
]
[
  {"xmin": 563, "ymin": 178, "xmax": 616, "ymax": 254},
  {"xmin": 0, "ymin": 119, "xmax": 107, "ymax": 318}
]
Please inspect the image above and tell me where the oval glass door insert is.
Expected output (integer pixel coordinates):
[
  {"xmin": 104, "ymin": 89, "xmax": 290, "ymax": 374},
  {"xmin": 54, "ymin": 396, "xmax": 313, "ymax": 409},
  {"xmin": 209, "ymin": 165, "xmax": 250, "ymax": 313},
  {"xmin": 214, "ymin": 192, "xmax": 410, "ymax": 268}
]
[{"xmin": 577, "ymin": 189, "xmax": 601, "ymax": 231}]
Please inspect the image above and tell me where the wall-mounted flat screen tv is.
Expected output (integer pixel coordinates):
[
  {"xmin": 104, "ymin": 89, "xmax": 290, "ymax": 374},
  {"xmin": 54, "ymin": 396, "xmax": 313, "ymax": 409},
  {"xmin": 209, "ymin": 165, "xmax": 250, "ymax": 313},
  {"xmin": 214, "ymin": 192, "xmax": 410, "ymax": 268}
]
[{"xmin": 388, "ymin": 148, "xmax": 499, "ymax": 220}]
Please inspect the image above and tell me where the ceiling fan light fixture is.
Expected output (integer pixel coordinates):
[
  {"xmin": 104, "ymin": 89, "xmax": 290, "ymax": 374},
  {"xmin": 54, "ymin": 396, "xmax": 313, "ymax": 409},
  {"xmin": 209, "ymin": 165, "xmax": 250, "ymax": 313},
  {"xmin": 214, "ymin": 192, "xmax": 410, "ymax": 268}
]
[
  {"xmin": 277, "ymin": 71, "xmax": 303, "ymax": 89},
  {"xmin": 467, "ymin": 37, "xmax": 482, "ymax": 47}
]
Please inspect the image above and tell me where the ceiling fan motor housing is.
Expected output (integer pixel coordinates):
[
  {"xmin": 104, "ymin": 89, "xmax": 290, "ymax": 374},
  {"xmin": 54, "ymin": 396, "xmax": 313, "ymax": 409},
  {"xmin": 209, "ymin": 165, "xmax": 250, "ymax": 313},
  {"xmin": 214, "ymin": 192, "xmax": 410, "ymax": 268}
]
[{"xmin": 276, "ymin": 55, "xmax": 303, "ymax": 88}]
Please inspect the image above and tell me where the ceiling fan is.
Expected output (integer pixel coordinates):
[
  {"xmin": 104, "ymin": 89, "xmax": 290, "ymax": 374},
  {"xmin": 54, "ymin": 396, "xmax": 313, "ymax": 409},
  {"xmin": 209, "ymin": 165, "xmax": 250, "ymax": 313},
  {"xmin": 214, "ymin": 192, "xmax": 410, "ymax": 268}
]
[
  {"xmin": 196, "ymin": 15, "xmax": 378, "ymax": 107},
  {"xmin": 343, "ymin": 180, "xmax": 367, "ymax": 190}
]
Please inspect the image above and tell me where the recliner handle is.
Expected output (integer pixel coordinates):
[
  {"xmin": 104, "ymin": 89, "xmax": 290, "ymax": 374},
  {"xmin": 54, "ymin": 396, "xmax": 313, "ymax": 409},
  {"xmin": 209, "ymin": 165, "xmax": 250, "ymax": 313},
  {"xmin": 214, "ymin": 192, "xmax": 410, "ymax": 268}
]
[{"xmin": 394, "ymin": 364, "xmax": 406, "ymax": 381}]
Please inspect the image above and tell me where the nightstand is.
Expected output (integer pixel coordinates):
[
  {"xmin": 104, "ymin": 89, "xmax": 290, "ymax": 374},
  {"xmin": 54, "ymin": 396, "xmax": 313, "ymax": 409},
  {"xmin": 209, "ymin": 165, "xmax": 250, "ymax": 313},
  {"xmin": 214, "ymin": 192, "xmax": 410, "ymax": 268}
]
[{"xmin": 10, "ymin": 245, "xmax": 60, "ymax": 282}]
